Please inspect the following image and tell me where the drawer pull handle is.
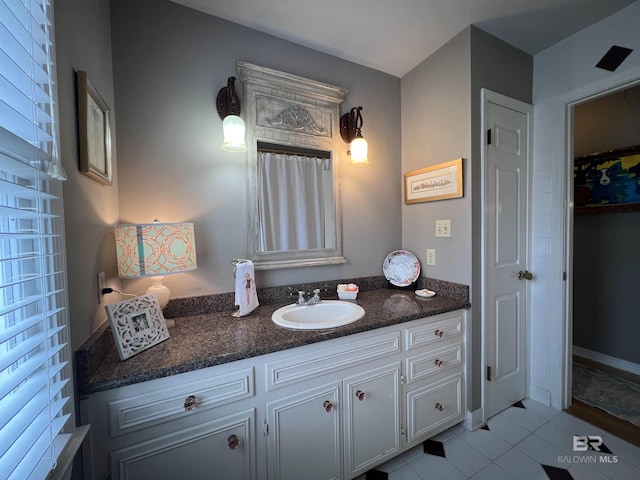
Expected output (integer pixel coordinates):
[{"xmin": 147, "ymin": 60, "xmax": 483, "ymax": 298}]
[
  {"xmin": 434, "ymin": 329, "xmax": 444, "ymax": 338},
  {"xmin": 323, "ymin": 400, "xmax": 335, "ymax": 413},
  {"xmin": 435, "ymin": 402, "xmax": 445, "ymax": 412},
  {"xmin": 434, "ymin": 359, "xmax": 444, "ymax": 368},
  {"xmin": 355, "ymin": 390, "xmax": 366, "ymax": 401},
  {"xmin": 183, "ymin": 395, "xmax": 198, "ymax": 411},
  {"xmin": 227, "ymin": 434, "xmax": 240, "ymax": 450}
]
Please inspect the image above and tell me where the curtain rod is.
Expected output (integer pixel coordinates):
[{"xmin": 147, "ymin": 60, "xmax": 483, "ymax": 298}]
[{"xmin": 257, "ymin": 141, "xmax": 331, "ymax": 159}]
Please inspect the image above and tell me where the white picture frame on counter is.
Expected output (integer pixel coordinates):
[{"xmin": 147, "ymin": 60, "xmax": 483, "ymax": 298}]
[{"xmin": 105, "ymin": 294, "xmax": 170, "ymax": 360}]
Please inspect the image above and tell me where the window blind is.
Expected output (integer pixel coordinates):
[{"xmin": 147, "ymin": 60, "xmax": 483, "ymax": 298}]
[{"xmin": 0, "ymin": 1, "xmax": 74, "ymax": 479}]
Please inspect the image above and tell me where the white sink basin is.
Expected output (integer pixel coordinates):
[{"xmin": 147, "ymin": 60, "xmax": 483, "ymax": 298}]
[{"xmin": 272, "ymin": 300, "xmax": 365, "ymax": 330}]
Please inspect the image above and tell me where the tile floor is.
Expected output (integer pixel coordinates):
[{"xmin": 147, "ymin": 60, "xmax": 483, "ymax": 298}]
[{"xmin": 362, "ymin": 399, "xmax": 640, "ymax": 479}]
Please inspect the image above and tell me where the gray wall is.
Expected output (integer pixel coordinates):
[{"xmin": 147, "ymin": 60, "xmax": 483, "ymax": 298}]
[
  {"xmin": 401, "ymin": 26, "xmax": 532, "ymax": 411},
  {"xmin": 55, "ymin": 0, "xmax": 121, "ymax": 351},
  {"xmin": 469, "ymin": 27, "xmax": 533, "ymax": 411},
  {"xmin": 109, "ymin": 0, "xmax": 402, "ymax": 300},
  {"xmin": 573, "ymin": 88, "xmax": 640, "ymax": 364}
]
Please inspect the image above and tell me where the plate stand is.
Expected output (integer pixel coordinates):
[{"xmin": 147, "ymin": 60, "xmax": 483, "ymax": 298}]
[{"xmin": 385, "ymin": 279, "xmax": 419, "ymax": 291}]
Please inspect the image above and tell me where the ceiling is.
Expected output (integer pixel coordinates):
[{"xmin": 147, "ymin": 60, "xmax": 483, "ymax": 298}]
[{"xmin": 169, "ymin": 0, "xmax": 636, "ymax": 77}]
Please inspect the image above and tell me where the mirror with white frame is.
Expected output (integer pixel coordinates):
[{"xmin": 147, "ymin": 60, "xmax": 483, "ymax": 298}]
[{"xmin": 238, "ymin": 62, "xmax": 348, "ymax": 270}]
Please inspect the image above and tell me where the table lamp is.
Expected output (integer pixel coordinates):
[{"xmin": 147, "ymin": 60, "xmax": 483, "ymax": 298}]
[{"xmin": 114, "ymin": 222, "xmax": 197, "ymax": 308}]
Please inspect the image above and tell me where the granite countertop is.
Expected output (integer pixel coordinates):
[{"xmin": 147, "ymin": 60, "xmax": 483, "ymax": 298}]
[{"xmin": 76, "ymin": 278, "xmax": 470, "ymax": 395}]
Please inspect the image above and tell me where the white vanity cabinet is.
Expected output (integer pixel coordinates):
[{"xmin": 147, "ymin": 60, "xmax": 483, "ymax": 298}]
[
  {"xmin": 404, "ymin": 311, "xmax": 466, "ymax": 445},
  {"xmin": 262, "ymin": 329, "xmax": 402, "ymax": 480},
  {"xmin": 80, "ymin": 309, "xmax": 467, "ymax": 480},
  {"xmin": 80, "ymin": 361, "xmax": 258, "ymax": 480}
]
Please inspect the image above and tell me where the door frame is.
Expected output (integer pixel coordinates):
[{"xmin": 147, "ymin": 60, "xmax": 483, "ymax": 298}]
[
  {"xmin": 562, "ymin": 75, "xmax": 640, "ymax": 408},
  {"xmin": 480, "ymin": 89, "xmax": 533, "ymax": 425}
]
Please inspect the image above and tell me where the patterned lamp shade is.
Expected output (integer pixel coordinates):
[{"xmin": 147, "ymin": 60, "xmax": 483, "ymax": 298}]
[{"xmin": 114, "ymin": 222, "xmax": 197, "ymax": 278}]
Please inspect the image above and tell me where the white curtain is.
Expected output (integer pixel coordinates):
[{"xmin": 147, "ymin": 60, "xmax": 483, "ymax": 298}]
[{"xmin": 258, "ymin": 152, "xmax": 330, "ymax": 252}]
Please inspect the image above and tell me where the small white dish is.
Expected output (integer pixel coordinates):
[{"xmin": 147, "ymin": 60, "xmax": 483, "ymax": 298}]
[
  {"xmin": 337, "ymin": 283, "xmax": 359, "ymax": 300},
  {"xmin": 415, "ymin": 289, "xmax": 436, "ymax": 298},
  {"xmin": 338, "ymin": 291, "xmax": 358, "ymax": 300}
]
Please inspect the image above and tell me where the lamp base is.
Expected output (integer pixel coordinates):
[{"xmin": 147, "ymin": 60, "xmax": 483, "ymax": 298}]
[{"xmin": 146, "ymin": 276, "xmax": 171, "ymax": 309}]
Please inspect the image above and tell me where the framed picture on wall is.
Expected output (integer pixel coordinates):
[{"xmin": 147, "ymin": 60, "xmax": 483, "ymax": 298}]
[
  {"xmin": 77, "ymin": 70, "xmax": 112, "ymax": 185},
  {"xmin": 574, "ymin": 144, "xmax": 640, "ymax": 214},
  {"xmin": 404, "ymin": 158, "xmax": 463, "ymax": 204}
]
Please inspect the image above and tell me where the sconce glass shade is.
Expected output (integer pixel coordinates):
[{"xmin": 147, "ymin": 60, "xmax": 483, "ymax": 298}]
[
  {"xmin": 114, "ymin": 222, "xmax": 197, "ymax": 308},
  {"xmin": 221, "ymin": 114, "xmax": 247, "ymax": 152},
  {"xmin": 350, "ymin": 137, "xmax": 369, "ymax": 166}
]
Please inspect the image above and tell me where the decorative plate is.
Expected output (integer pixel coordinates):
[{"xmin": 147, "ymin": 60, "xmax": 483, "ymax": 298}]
[{"xmin": 383, "ymin": 250, "xmax": 421, "ymax": 287}]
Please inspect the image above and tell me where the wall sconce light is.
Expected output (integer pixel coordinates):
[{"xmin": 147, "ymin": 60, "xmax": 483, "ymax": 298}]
[
  {"xmin": 114, "ymin": 221, "xmax": 197, "ymax": 308},
  {"xmin": 216, "ymin": 76, "xmax": 247, "ymax": 152},
  {"xmin": 340, "ymin": 106, "xmax": 368, "ymax": 165}
]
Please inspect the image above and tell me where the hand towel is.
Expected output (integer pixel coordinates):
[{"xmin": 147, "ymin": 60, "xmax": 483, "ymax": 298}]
[{"xmin": 235, "ymin": 260, "xmax": 259, "ymax": 316}]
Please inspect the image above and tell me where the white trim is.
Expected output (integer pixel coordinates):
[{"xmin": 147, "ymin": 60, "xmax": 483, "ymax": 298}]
[
  {"xmin": 528, "ymin": 385, "xmax": 552, "ymax": 408},
  {"xmin": 464, "ymin": 407, "xmax": 484, "ymax": 431},
  {"xmin": 561, "ymin": 71, "xmax": 640, "ymax": 410},
  {"xmin": 573, "ymin": 346, "xmax": 640, "ymax": 377}
]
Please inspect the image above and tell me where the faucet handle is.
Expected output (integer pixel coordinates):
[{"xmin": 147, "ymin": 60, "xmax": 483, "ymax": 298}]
[
  {"xmin": 297, "ymin": 291, "xmax": 306, "ymax": 305},
  {"xmin": 312, "ymin": 289, "xmax": 321, "ymax": 302}
]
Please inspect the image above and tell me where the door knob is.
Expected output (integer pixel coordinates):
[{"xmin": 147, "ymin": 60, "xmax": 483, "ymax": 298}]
[{"xmin": 518, "ymin": 270, "xmax": 533, "ymax": 280}]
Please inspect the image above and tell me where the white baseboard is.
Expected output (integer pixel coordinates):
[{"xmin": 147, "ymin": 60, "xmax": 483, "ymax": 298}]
[
  {"xmin": 464, "ymin": 407, "xmax": 485, "ymax": 431},
  {"xmin": 573, "ymin": 345, "xmax": 640, "ymax": 377},
  {"xmin": 527, "ymin": 384, "xmax": 552, "ymax": 407}
]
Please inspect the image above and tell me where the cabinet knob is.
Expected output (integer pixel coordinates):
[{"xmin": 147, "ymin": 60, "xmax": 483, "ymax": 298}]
[
  {"xmin": 355, "ymin": 390, "xmax": 366, "ymax": 401},
  {"xmin": 227, "ymin": 434, "xmax": 240, "ymax": 450},
  {"xmin": 435, "ymin": 402, "xmax": 445, "ymax": 412},
  {"xmin": 323, "ymin": 400, "xmax": 335, "ymax": 412},
  {"xmin": 183, "ymin": 395, "xmax": 198, "ymax": 411},
  {"xmin": 434, "ymin": 329, "xmax": 444, "ymax": 338},
  {"xmin": 434, "ymin": 359, "xmax": 444, "ymax": 368}
]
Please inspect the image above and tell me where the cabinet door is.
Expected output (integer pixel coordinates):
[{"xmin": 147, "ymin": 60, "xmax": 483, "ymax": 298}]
[
  {"xmin": 344, "ymin": 363, "xmax": 401, "ymax": 477},
  {"xmin": 111, "ymin": 410, "xmax": 254, "ymax": 480},
  {"xmin": 266, "ymin": 383, "xmax": 341, "ymax": 480}
]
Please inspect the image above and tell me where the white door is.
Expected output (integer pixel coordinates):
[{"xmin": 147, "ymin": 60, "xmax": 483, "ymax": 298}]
[{"xmin": 482, "ymin": 90, "xmax": 532, "ymax": 420}]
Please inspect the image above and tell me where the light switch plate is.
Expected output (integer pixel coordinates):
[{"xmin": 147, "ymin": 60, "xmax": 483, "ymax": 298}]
[
  {"xmin": 426, "ymin": 249, "xmax": 436, "ymax": 266},
  {"xmin": 435, "ymin": 219, "xmax": 451, "ymax": 237}
]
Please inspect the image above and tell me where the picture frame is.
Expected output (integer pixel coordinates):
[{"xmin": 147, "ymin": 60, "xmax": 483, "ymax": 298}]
[
  {"xmin": 77, "ymin": 70, "xmax": 112, "ymax": 185},
  {"xmin": 404, "ymin": 158, "xmax": 463, "ymax": 204},
  {"xmin": 574, "ymin": 144, "xmax": 640, "ymax": 214},
  {"xmin": 105, "ymin": 294, "xmax": 170, "ymax": 360}
]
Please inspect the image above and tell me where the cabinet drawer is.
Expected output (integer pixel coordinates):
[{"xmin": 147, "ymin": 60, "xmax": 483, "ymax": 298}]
[
  {"xmin": 405, "ymin": 312, "xmax": 463, "ymax": 351},
  {"xmin": 111, "ymin": 409, "xmax": 255, "ymax": 480},
  {"xmin": 405, "ymin": 373, "xmax": 463, "ymax": 443},
  {"xmin": 265, "ymin": 330, "xmax": 400, "ymax": 391},
  {"xmin": 405, "ymin": 343, "xmax": 462, "ymax": 384},
  {"xmin": 109, "ymin": 367, "xmax": 254, "ymax": 437}
]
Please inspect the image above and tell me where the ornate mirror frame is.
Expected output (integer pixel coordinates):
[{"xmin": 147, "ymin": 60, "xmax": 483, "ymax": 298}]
[{"xmin": 237, "ymin": 62, "xmax": 348, "ymax": 270}]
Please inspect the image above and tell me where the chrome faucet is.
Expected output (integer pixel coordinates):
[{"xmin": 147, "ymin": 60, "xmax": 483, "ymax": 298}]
[{"xmin": 297, "ymin": 289, "xmax": 321, "ymax": 306}]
